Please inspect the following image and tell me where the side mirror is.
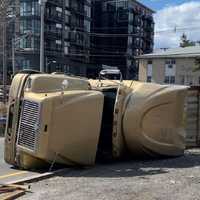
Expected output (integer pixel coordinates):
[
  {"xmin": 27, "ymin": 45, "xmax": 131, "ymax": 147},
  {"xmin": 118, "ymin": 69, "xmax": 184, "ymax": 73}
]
[{"xmin": 99, "ymin": 69, "xmax": 123, "ymax": 82}]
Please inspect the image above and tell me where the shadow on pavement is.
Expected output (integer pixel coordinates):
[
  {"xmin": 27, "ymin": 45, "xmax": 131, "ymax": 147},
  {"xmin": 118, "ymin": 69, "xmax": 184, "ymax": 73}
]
[
  {"xmin": 4, "ymin": 149, "xmax": 200, "ymax": 179},
  {"xmin": 57, "ymin": 150, "xmax": 200, "ymax": 178}
]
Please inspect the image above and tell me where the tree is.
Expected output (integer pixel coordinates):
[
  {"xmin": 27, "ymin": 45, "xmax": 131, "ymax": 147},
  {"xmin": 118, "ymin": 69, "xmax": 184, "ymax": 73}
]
[
  {"xmin": 0, "ymin": 0, "xmax": 14, "ymax": 59},
  {"xmin": 0, "ymin": 0, "xmax": 15, "ymax": 102},
  {"xmin": 180, "ymin": 33, "xmax": 195, "ymax": 48}
]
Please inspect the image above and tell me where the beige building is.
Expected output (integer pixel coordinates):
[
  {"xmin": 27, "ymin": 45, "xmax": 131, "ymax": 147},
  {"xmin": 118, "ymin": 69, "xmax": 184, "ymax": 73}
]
[{"xmin": 138, "ymin": 46, "xmax": 200, "ymax": 85}]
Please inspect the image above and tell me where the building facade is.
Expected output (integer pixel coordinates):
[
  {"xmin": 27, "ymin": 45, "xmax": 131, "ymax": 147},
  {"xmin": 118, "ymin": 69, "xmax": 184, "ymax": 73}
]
[
  {"xmin": 12, "ymin": 0, "xmax": 91, "ymax": 75},
  {"xmin": 90, "ymin": 0, "xmax": 154, "ymax": 79},
  {"xmin": 138, "ymin": 47, "xmax": 200, "ymax": 86}
]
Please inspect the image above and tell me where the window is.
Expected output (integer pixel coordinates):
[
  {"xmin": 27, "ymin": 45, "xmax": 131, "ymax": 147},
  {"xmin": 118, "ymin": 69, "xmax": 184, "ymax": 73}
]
[
  {"xmin": 20, "ymin": 19, "xmax": 40, "ymax": 34},
  {"xmin": 171, "ymin": 76, "xmax": 175, "ymax": 84},
  {"xmin": 165, "ymin": 76, "xmax": 175, "ymax": 84},
  {"xmin": 84, "ymin": 5, "xmax": 91, "ymax": 18},
  {"xmin": 56, "ymin": 7, "xmax": 63, "ymax": 13},
  {"xmin": 65, "ymin": 10, "xmax": 70, "ymax": 24},
  {"xmin": 116, "ymin": 1, "xmax": 128, "ymax": 9},
  {"xmin": 20, "ymin": 37, "xmax": 33, "ymax": 49},
  {"xmin": 147, "ymin": 76, "xmax": 152, "ymax": 83},
  {"xmin": 64, "ymin": 26, "xmax": 70, "ymax": 39},
  {"xmin": 129, "ymin": 13, "xmax": 133, "ymax": 22},
  {"xmin": 165, "ymin": 59, "xmax": 176, "ymax": 65},
  {"xmin": 56, "ymin": 40, "xmax": 62, "ymax": 45},
  {"xmin": 185, "ymin": 75, "xmax": 193, "ymax": 86},
  {"xmin": 165, "ymin": 63, "xmax": 176, "ymax": 76},
  {"xmin": 65, "ymin": 0, "xmax": 69, "ymax": 7},
  {"xmin": 117, "ymin": 10, "xmax": 128, "ymax": 22},
  {"xmin": 164, "ymin": 76, "xmax": 169, "ymax": 83},
  {"xmin": 128, "ymin": 37, "xmax": 132, "ymax": 45},
  {"xmin": 165, "ymin": 60, "xmax": 170, "ymax": 64},
  {"xmin": 55, "ymin": 63, "xmax": 62, "ymax": 72},
  {"xmin": 189, "ymin": 77, "xmax": 193, "ymax": 85},
  {"xmin": 84, "ymin": 20, "xmax": 90, "ymax": 32},
  {"xmin": 55, "ymin": 7, "xmax": 63, "ymax": 18},
  {"xmin": 64, "ymin": 42, "xmax": 70, "ymax": 55},
  {"xmin": 165, "ymin": 59, "xmax": 176, "ymax": 84},
  {"xmin": 20, "ymin": 2, "xmax": 40, "ymax": 16},
  {"xmin": 171, "ymin": 59, "xmax": 176, "ymax": 64},
  {"xmin": 55, "ymin": 40, "xmax": 62, "ymax": 51},
  {"xmin": 56, "ymin": 23, "xmax": 62, "ymax": 29},
  {"xmin": 180, "ymin": 75, "xmax": 185, "ymax": 85},
  {"xmin": 147, "ymin": 62, "xmax": 152, "ymax": 83},
  {"xmin": 22, "ymin": 59, "xmax": 30, "ymax": 69},
  {"xmin": 168, "ymin": 64, "xmax": 173, "ymax": 69},
  {"xmin": 128, "ymin": 24, "xmax": 133, "ymax": 33}
]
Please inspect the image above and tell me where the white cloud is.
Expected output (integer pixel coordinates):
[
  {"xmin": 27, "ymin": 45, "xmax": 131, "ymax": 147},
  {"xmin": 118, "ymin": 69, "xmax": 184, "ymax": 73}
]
[{"xmin": 154, "ymin": 1, "xmax": 200, "ymax": 49}]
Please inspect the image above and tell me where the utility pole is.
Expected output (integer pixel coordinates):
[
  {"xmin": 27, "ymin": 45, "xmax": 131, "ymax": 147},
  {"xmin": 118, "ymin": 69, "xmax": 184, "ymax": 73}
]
[
  {"xmin": 12, "ymin": 10, "xmax": 16, "ymax": 76},
  {"xmin": 2, "ymin": 22, "xmax": 7, "ymax": 103},
  {"xmin": 0, "ymin": 1, "xmax": 14, "ymax": 103},
  {"xmin": 39, "ymin": 0, "xmax": 47, "ymax": 72},
  {"xmin": 12, "ymin": 36, "xmax": 15, "ymax": 76}
]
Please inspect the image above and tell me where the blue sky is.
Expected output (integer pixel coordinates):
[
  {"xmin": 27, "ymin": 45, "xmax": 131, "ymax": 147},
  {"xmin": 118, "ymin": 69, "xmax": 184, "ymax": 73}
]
[
  {"xmin": 139, "ymin": 0, "xmax": 200, "ymax": 11},
  {"xmin": 137, "ymin": 0, "xmax": 200, "ymax": 48}
]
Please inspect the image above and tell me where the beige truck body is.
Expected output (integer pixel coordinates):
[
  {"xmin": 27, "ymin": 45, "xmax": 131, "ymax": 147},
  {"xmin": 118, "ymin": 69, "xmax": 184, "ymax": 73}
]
[{"xmin": 4, "ymin": 73, "xmax": 187, "ymax": 169}]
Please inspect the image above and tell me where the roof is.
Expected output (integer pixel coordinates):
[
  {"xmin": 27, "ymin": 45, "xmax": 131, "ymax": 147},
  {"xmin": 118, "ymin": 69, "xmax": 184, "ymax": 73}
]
[
  {"xmin": 137, "ymin": 46, "xmax": 200, "ymax": 59},
  {"xmin": 133, "ymin": 0, "xmax": 155, "ymax": 13},
  {"xmin": 95, "ymin": 0, "xmax": 155, "ymax": 13}
]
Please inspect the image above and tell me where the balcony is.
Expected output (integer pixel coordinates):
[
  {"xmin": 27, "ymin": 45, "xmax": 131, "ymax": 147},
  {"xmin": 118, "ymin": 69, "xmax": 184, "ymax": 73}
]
[
  {"xmin": 45, "ymin": 30, "xmax": 62, "ymax": 39},
  {"xmin": 70, "ymin": 5, "xmax": 89, "ymax": 18},
  {"xmin": 45, "ymin": 13, "xmax": 63, "ymax": 23},
  {"xmin": 45, "ymin": 48, "xmax": 63, "ymax": 56},
  {"xmin": 85, "ymin": 0, "xmax": 92, "ymax": 6},
  {"xmin": 71, "ymin": 9, "xmax": 85, "ymax": 17},
  {"xmin": 144, "ymin": 26, "xmax": 154, "ymax": 33},
  {"xmin": 47, "ymin": 0, "xmax": 63, "ymax": 7}
]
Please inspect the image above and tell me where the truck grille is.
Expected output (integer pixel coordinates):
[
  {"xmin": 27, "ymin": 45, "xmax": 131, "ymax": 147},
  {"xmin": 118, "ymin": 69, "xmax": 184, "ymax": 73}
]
[{"xmin": 17, "ymin": 100, "xmax": 41, "ymax": 151}]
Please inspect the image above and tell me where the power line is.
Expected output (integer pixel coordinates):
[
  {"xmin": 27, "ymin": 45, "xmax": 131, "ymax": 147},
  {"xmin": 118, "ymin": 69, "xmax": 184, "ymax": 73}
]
[
  {"xmin": 68, "ymin": 25, "xmax": 200, "ymax": 37},
  {"xmin": 68, "ymin": 53, "xmax": 127, "ymax": 57}
]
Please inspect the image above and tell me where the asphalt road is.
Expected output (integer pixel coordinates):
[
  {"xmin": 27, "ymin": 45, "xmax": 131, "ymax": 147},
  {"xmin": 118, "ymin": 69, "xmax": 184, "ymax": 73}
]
[
  {"xmin": 19, "ymin": 149, "xmax": 200, "ymax": 200},
  {"xmin": 0, "ymin": 137, "xmax": 45, "ymax": 184},
  {"xmin": 0, "ymin": 137, "xmax": 23, "ymax": 183}
]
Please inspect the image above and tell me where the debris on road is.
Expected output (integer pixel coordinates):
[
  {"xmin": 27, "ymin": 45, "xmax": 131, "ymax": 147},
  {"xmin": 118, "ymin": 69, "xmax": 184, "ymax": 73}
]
[{"xmin": 0, "ymin": 184, "xmax": 30, "ymax": 200}]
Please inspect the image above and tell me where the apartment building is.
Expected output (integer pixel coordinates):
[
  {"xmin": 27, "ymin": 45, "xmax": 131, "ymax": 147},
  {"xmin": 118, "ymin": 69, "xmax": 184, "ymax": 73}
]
[
  {"xmin": 12, "ymin": 0, "xmax": 91, "ymax": 75},
  {"xmin": 138, "ymin": 46, "xmax": 200, "ymax": 86},
  {"xmin": 90, "ymin": 0, "xmax": 154, "ymax": 79}
]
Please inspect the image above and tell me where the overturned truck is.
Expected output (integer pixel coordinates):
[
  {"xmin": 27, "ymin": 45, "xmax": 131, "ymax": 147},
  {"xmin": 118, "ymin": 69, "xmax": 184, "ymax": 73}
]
[{"xmin": 4, "ymin": 70, "xmax": 187, "ymax": 169}]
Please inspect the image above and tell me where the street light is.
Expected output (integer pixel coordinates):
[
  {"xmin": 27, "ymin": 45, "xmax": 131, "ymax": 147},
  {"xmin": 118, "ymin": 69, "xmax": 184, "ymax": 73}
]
[
  {"xmin": 2, "ymin": 22, "xmax": 7, "ymax": 104},
  {"xmin": 39, "ymin": 0, "xmax": 47, "ymax": 72},
  {"xmin": 2, "ymin": 14, "xmax": 17, "ymax": 103},
  {"xmin": 12, "ymin": 31, "xmax": 32, "ymax": 75},
  {"xmin": 1, "ymin": 5, "xmax": 20, "ymax": 103}
]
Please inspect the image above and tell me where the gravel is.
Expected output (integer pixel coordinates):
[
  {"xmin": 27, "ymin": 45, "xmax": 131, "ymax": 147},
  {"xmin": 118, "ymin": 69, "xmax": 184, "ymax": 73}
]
[{"xmin": 19, "ymin": 149, "xmax": 200, "ymax": 200}]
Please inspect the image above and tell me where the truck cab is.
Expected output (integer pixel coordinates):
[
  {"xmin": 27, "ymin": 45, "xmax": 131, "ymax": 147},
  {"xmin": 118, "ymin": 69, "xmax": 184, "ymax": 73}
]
[{"xmin": 4, "ymin": 71, "xmax": 188, "ymax": 169}]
